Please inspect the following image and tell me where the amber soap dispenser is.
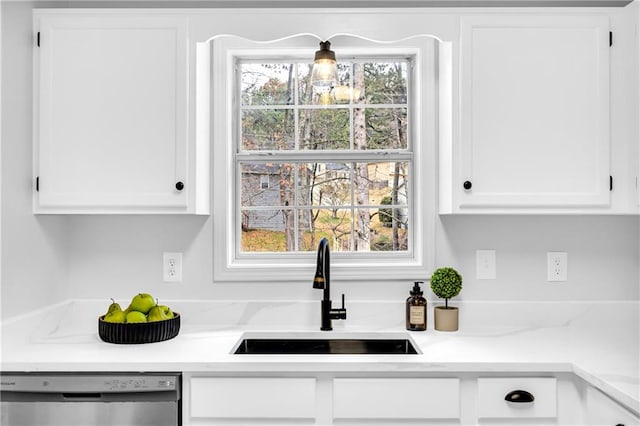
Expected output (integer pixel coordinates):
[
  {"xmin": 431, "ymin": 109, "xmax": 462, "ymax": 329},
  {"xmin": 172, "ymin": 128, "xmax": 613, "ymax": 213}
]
[{"xmin": 406, "ymin": 281, "xmax": 427, "ymax": 331}]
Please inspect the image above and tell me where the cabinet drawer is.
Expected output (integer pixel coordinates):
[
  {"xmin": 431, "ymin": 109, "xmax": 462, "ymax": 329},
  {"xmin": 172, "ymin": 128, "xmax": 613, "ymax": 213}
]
[
  {"xmin": 477, "ymin": 377, "xmax": 557, "ymax": 418},
  {"xmin": 190, "ymin": 377, "xmax": 316, "ymax": 418},
  {"xmin": 333, "ymin": 378, "xmax": 460, "ymax": 419}
]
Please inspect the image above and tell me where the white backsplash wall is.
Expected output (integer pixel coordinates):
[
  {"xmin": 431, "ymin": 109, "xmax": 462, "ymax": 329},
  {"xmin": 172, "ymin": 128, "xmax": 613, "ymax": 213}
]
[
  {"xmin": 62, "ymin": 214, "xmax": 639, "ymax": 305},
  {"xmin": 437, "ymin": 215, "xmax": 639, "ymax": 301}
]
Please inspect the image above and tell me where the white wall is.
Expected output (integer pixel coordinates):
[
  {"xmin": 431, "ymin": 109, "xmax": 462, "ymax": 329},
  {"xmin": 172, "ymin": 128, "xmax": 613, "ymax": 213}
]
[
  {"xmin": 1, "ymin": 1, "xmax": 71, "ymax": 319},
  {"xmin": 1, "ymin": 2, "xmax": 638, "ymax": 320},
  {"xmin": 63, "ymin": 214, "xmax": 638, "ymax": 304}
]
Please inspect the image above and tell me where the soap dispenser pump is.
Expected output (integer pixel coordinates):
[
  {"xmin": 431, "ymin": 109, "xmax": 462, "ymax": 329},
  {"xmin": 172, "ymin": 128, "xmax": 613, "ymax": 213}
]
[{"xmin": 406, "ymin": 281, "xmax": 427, "ymax": 331}]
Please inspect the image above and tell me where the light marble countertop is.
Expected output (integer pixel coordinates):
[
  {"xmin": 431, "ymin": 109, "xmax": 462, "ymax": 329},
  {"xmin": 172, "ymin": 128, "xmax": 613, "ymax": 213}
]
[{"xmin": 1, "ymin": 299, "xmax": 638, "ymax": 415}]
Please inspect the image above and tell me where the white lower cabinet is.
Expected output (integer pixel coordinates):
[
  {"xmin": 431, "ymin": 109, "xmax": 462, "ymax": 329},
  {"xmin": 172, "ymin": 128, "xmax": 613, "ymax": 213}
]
[
  {"xmin": 183, "ymin": 373, "xmax": 638, "ymax": 425},
  {"xmin": 585, "ymin": 385, "xmax": 640, "ymax": 426},
  {"xmin": 189, "ymin": 377, "xmax": 317, "ymax": 422},
  {"xmin": 332, "ymin": 378, "xmax": 460, "ymax": 423},
  {"xmin": 184, "ymin": 375, "xmax": 461, "ymax": 425}
]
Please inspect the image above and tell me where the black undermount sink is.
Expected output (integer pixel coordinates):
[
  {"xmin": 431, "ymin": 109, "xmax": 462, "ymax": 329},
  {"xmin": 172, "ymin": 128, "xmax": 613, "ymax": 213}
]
[{"xmin": 233, "ymin": 337, "xmax": 419, "ymax": 355}]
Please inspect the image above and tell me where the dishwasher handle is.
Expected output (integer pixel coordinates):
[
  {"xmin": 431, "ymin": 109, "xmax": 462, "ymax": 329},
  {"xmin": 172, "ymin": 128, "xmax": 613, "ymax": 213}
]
[
  {"xmin": 1, "ymin": 390, "xmax": 178, "ymax": 403},
  {"xmin": 62, "ymin": 392, "xmax": 103, "ymax": 402}
]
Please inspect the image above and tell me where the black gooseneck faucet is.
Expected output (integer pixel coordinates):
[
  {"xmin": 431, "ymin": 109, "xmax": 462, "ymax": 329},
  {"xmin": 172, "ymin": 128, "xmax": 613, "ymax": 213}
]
[{"xmin": 313, "ymin": 237, "xmax": 347, "ymax": 331}]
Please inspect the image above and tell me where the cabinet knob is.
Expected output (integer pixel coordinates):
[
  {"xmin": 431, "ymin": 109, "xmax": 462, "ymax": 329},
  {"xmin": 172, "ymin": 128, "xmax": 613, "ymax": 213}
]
[
  {"xmin": 175, "ymin": 181, "xmax": 184, "ymax": 191},
  {"xmin": 463, "ymin": 180, "xmax": 472, "ymax": 190},
  {"xmin": 504, "ymin": 390, "xmax": 535, "ymax": 403}
]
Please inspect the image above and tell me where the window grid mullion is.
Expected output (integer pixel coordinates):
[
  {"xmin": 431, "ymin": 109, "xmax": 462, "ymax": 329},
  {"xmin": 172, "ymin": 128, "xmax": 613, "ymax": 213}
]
[
  {"xmin": 349, "ymin": 163, "xmax": 355, "ymax": 252},
  {"xmin": 293, "ymin": 165, "xmax": 299, "ymax": 251},
  {"xmin": 292, "ymin": 64, "xmax": 300, "ymax": 251},
  {"xmin": 293, "ymin": 63, "xmax": 300, "ymax": 151},
  {"xmin": 240, "ymin": 103, "xmax": 407, "ymax": 110}
]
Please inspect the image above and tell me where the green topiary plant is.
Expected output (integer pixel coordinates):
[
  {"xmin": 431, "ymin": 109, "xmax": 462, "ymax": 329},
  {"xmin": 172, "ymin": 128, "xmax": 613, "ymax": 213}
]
[{"xmin": 430, "ymin": 267, "xmax": 462, "ymax": 309}]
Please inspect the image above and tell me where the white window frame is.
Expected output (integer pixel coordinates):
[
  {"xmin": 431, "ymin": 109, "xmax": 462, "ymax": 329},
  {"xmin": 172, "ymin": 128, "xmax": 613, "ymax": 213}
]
[{"xmin": 211, "ymin": 34, "xmax": 437, "ymax": 282}]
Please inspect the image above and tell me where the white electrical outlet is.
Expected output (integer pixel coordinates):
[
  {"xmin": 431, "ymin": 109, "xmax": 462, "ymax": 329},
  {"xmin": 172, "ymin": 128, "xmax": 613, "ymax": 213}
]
[
  {"xmin": 547, "ymin": 252, "xmax": 567, "ymax": 282},
  {"xmin": 163, "ymin": 252, "xmax": 182, "ymax": 282},
  {"xmin": 476, "ymin": 250, "xmax": 496, "ymax": 280}
]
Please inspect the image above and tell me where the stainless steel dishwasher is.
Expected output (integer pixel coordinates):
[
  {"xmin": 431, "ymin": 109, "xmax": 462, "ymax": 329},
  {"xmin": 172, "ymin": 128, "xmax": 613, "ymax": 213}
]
[{"xmin": 0, "ymin": 372, "xmax": 181, "ymax": 426}]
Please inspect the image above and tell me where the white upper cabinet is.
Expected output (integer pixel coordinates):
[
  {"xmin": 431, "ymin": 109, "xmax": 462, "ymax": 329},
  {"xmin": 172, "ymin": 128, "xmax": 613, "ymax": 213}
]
[
  {"xmin": 637, "ymin": 3, "xmax": 640, "ymax": 209},
  {"xmin": 33, "ymin": 13, "xmax": 208, "ymax": 214},
  {"xmin": 444, "ymin": 15, "xmax": 611, "ymax": 213}
]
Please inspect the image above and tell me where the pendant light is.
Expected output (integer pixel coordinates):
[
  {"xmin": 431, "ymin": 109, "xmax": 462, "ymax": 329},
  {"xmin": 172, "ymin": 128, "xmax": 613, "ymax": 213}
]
[{"xmin": 311, "ymin": 41, "xmax": 338, "ymax": 93}]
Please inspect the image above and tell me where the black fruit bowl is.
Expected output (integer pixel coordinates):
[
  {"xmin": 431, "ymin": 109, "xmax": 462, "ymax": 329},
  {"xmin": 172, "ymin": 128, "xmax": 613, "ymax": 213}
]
[{"xmin": 98, "ymin": 313, "xmax": 180, "ymax": 344}]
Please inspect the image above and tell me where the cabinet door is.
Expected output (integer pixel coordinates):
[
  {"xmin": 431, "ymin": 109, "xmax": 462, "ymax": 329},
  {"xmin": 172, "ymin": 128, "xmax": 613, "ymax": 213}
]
[
  {"xmin": 638, "ymin": 4, "xmax": 640, "ymax": 209},
  {"xmin": 34, "ymin": 15, "xmax": 189, "ymax": 213},
  {"xmin": 332, "ymin": 378, "xmax": 460, "ymax": 421},
  {"xmin": 585, "ymin": 386, "xmax": 640, "ymax": 425},
  {"xmin": 189, "ymin": 377, "xmax": 316, "ymax": 420},
  {"xmin": 457, "ymin": 15, "xmax": 610, "ymax": 210}
]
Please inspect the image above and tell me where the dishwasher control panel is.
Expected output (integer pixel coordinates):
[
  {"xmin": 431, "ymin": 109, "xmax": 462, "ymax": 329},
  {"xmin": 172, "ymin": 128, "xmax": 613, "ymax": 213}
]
[
  {"xmin": 1, "ymin": 373, "xmax": 179, "ymax": 393},
  {"xmin": 102, "ymin": 377, "xmax": 177, "ymax": 392}
]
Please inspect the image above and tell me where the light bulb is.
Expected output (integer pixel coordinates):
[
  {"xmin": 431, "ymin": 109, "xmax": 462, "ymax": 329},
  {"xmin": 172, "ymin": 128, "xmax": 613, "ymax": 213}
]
[{"xmin": 311, "ymin": 41, "xmax": 337, "ymax": 93}]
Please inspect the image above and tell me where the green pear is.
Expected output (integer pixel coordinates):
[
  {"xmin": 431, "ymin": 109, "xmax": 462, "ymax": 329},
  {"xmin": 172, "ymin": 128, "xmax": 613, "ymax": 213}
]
[
  {"xmin": 147, "ymin": 306, "xmax": 169, "ymax": 322},
  {"xmin": 158, "ymin": 305, "xmax": 174, "ymax": 319},
  {"xmin": 106, "ymin": 298, "xmax": 122, "ymax": 315},
  {"xmin": 104, "ymin": 309, "xmax": 126, "ymax": 323},
  {"xmin": 126, "ymin": 293, "xmax": 156, "ymax": 314},
  {"xmin": 103, "ymin": 299, "xmax": 126, "ymax": 323},
  {"xmin": 125, "ymin": 311, "xmax": 147, "ymax": 323},
  {"xmin": 104, "ymin": 299, "xmax": 126, "ymax": 323}
]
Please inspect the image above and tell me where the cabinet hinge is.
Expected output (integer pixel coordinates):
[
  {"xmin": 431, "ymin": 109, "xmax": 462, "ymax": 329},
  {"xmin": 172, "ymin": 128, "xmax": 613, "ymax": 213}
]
[
  {"xmin": 36, "ymin": 176, "xmax": 39, "ymax": 192},
  {"xmin": 609, "ymin": 175, "xmax": 613, "ymax": 191},
  {"xmin": 609, "ymin": 31, "xmax": 613, "ymax": 47},
  {"xmin": 36, "ymin": 32, "xmax": 40, "ymax": 47}
]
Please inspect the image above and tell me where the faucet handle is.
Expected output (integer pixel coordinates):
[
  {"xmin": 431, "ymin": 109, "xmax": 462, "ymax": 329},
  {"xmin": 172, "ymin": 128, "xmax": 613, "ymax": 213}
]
[
  {"xmin": 328, "ymin": 294, "xmax": 347, "ymax": 321},
  {"xmin": 337, "ymin": 294, "xmax": 348, "ymax": 320}
]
